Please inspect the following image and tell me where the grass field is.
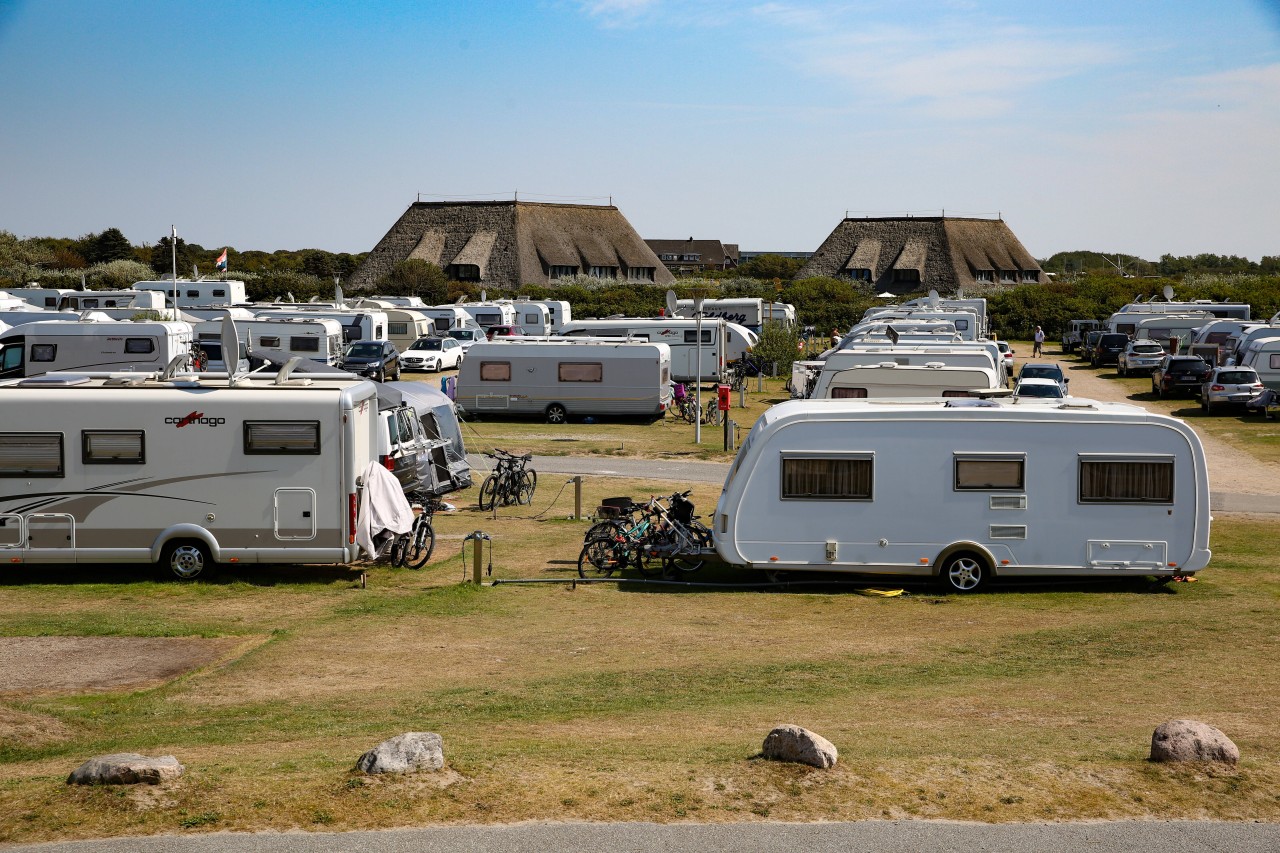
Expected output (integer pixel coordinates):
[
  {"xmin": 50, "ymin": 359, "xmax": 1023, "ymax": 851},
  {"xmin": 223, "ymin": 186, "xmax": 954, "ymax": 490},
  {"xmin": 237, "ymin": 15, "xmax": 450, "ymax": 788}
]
[{"xmin": 1, "ymin": 467, "xmax": 1278, "ymax": 842}]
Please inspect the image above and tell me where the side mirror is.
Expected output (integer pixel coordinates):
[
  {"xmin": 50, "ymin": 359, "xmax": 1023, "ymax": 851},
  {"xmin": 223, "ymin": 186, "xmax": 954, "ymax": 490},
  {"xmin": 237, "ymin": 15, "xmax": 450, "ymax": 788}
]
[{"xmin": 1064, "ymin": 377, "xmax": 1070, "ymax": 383}]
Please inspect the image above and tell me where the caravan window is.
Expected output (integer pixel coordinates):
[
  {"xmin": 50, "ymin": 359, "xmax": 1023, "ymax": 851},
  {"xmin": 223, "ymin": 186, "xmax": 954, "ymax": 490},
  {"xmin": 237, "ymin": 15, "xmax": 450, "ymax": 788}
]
[
  {"xmin": 479, "ymin": 362, "xmax": 511, "ymax": 381},
  {"xmin": 1078, "ymin": 456, "xmax": 1173, "ymax": 504},
  {"xmin": 124, "ymin": 338, "xmax": 155, "ymax": 354},
  {"xmin": 82, "ymin": 430, "xmax": 145, "ymax": 464},
  {"xmin": 1270, "ymin": 354, "xmax": 1280, "ymax": 370},
  {"xmin": 30, "ymin": 344, "xmax": 56, "ymax": 362},
  {"xmin": 0, "ymin": 432, "xmax": 63, "ymax": 477},
  {"xmin": 213, "ymin": 289, "xmax": 226, "ymax": 298},
  {"xmin": 389, "ymin": 322, "xmax": 408, "ymax": 336},
  {"xmin": 259, "ymin": 336, "xmax": 281, "ymax": 348},
  {"xmin": 831, "ymin": 387, "xmax": 867, "ymax": 399},
  {"xmin": 558, "ymin": 362, "xmax": 603, "ymax": 382},
  {"xmin": 683, "ymin": 330, "xmax": 713, "ymax": 344},
  {"xmin": 781, "ymin": 454, "xmax": 873, "ymax": 501},
  {"xmin": 186, "ymin": 290, "xmax": 200, "ymax": 298},
  {"xmin": 476, "ymin": 313, "xmax": 501, "ymax": 327},
  {"xmin": 525, "ymin": 313, "xmax": 540, "ymax": 325},
  {"xmin": 243, "ymin": 421, "xmax": 321, "ymax": 455},
  {"xmin": 954, "ymin": 455, "xmax": 1024, "ymax": 490},
  {"xmin": 290, "ymin": 336, "xmax": 320, "ymax": 352}
]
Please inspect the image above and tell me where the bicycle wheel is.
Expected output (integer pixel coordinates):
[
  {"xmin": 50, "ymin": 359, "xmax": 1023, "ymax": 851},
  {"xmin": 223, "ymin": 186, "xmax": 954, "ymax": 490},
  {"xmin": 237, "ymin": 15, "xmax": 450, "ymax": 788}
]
[
  {"xmin": 578, "ymin": 535, "xmax": 625, "ymax": 578},
  {"xmin": 389, "ymin": 533, "xmax": 409, "ymax": 568},
  {"xmin": 664, "ymin": 553, "xmax": 705, "ymax": 575},
  {"xmin": 478, "ymin": 475, "xmax": 498, "ymax": 511},
  {"xmin": 517, "ymin": 470, "xmax": 536, "ymax": 505},
  {"xmin": 403, "ymin": 517, "xmax": 436, "ymax": 569},
  {"xmin": 633, "ymin": 529, "xmax": 666, "ymax": 578}
]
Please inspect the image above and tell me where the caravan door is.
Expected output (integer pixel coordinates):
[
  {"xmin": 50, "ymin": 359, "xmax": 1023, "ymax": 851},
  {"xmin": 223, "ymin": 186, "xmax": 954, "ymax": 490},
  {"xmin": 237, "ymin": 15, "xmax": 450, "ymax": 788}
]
[
  {"xmin": 23, "ymin": 513, "xmax": 77, "ymax": 562},
  {"xmin": 274, "ymin": 488, "xmax": 317, "ymax": 540}
]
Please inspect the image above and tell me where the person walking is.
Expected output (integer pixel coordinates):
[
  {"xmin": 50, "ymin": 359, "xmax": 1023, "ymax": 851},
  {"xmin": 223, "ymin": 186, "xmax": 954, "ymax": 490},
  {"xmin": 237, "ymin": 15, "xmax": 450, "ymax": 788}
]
[{"xmin": 1033, "ymin": 325, "xmax": 1045, "ymax": 357}]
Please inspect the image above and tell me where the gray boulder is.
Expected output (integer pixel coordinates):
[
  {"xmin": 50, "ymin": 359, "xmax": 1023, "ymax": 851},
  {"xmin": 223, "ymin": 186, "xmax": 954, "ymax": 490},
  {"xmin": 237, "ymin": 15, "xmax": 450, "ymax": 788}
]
[
  {"xmin": 762, "ymin": 724, "xmax": 838, "ymax": 769},
  {"xmin": 1150, "ymin": 719, "xmax": 1239, "ymax": 765},
  {"xmin": 356, "ymin": 732, "xmax": 444, "ymax": 774},
  {"xmin": 67, "ymin": 753, "xmax": 184, "ymax": 785}
]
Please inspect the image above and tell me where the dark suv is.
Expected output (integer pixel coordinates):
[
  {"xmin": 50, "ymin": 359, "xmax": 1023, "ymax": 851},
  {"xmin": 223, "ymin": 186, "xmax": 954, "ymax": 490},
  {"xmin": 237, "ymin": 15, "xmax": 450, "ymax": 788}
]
[
  {"xmin": 1152, "ymin": 355, "xmax": 1212, "ymax": 397},
  {"xmin": 341, "ymin": 340, "xmax": 401, "ymax": 382},
  {"xmin": 1089, "ymin": 333, "xmax": 1130, "ymax": 367}
]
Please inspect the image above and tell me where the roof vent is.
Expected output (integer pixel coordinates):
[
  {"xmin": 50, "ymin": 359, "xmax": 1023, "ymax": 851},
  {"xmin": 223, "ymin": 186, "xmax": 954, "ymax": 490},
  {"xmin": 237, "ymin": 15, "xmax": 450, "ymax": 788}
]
[
  {"xmin": 925, "ymin": 361, "xmax": 944, "ymax": 369},
  {"xmin": 878, "ymin": 361, "xmax": 896, "ymax": 368},
  {"xmin": 17, "ymin": 374, "xmax": 91, "ymax": 387}
]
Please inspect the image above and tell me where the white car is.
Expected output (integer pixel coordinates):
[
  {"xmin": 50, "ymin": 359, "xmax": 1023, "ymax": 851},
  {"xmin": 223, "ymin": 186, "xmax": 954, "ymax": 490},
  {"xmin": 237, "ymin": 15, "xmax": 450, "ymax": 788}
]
[
  {"xmin": 445, "ymin": 327, "xmax": 484, "ymax": 355},
  {"xmin": 1013, "ymin": 377, "xmax": 1066, "ymax": 402},
  {"xmin": 1117, "ymin": 341, "xmax": 1166, "ymax": 377},
  {"xmin": 400, "ymin": 336, "xmax": 463, "ymax": 372}
]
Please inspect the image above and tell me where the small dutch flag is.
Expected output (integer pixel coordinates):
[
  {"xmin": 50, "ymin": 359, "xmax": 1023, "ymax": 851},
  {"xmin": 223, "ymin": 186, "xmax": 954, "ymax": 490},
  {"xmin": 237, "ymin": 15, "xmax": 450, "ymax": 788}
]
[{"xmin": 215, "ymin": 248, "xmax": 228, "ymax": 271}]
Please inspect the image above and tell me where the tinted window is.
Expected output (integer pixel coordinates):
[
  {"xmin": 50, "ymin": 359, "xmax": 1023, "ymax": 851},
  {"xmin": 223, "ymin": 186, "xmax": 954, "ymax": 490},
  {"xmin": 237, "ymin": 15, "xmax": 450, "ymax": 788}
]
[
  {"xmin": 782, "ymin": 456, "xmax": 872, "ymax": 500},
  {"xmin": 124, "ymin": 338, "xmax": 155, "ymax": 354},
  {"xmin": 1079, "ymin": 458, "xmax": 1173, "ymax": 504},
  {"xmin": 30, "ymin": 344, "xmax": 56, "ymax": 362}
]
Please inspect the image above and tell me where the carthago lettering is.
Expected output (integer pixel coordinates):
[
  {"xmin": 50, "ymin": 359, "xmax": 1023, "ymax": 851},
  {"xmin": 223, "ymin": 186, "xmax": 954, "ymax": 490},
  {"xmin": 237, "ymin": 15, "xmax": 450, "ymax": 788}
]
[{"xmin": 166, "ymin": 411, "xmax": 226, "ymax": 428}]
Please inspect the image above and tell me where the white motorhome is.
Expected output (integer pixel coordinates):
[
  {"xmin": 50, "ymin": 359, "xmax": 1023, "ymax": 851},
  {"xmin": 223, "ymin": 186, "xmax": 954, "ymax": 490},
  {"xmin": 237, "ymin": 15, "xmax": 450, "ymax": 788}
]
[
  {"xmin": 766, "ymin": 302, "xmax": 797, "ymax": 328},
  {"xmin": 714, "ymin": 398, "xmax": 1211, "ymax": 591},
  {"xmin": 195, "ymin": 317, "xmax": 344, "ymax": 367},
  {"xmin": 1128, "ymin": 313, "xmax": 1214, "ymax": 350},
  {"xmin": 133, "ymin": 279, "xmax": 248, "ymax": 307},
  {"xmin": 420, "ymin": 305, "xmax": 476, "ymax": 333},
  {"xmin": 458, "ymin": 301, "xmax": 517, "ymax": 330},
  {"xmin": 675, "ymin": 298, "xmax": 767, "ymax": 333},
  {"xmin": 558, "ymin": 317, "xmax": 752, "ymax": 381},
  {"xmin": 0, "ymin": 308, "xmax": 99, "ymax": 328},
  {"xmin": 812, "ymin": 361, "xmax": 1002, "ymax": 399},
  {"xmin": 0, "ymin": 320, "xmax": 194, "ymax": 379},
  {"xmin": 252, "ymin": 307, "xmax": 388, "ymax": 345},
  {"xmin": 0, "ymin": 286, "xmax": 75, "ymax": 309},
  {"xmin": 57, "ymin": 290, "xmax": 169, "ymax": 319},
  {"xmin": 455, "ymin": 338, "xmax": 672, "ymax": 423},
  {"xmin": 0, "ymin": 371, "xmax": 379, "ymax": 577},
  {"xmin": 1113, "ymin": 298, "xmax": 1250, "ymax": 322}
]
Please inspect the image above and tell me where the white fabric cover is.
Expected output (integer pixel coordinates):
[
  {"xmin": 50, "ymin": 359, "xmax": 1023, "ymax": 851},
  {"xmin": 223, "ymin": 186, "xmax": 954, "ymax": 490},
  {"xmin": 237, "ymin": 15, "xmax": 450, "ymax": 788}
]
[{"xmin": 356, "ymin": 460, "xmax": 414, "ymax": 558}]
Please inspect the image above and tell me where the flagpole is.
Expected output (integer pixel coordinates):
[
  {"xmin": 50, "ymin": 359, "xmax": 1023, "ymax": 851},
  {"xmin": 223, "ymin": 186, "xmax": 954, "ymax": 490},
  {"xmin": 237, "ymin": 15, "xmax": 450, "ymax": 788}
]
[{"xmin": 170, "ymin": 225, "xmax": 178, "ymax": 316}]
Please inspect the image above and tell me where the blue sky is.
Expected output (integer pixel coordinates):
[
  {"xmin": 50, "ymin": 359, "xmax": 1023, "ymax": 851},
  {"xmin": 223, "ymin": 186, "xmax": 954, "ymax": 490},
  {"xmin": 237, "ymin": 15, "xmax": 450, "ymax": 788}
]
[{"xmin": 1, "ymin": 0, "xmax": 1277, "ymax": 261}]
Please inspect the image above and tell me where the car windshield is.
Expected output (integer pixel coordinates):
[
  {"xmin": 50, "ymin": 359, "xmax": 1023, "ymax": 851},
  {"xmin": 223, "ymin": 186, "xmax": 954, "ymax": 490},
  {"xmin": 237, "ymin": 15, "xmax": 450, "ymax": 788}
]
[
  {"xmin": 1020, "ymin": 366, "xmax": 1061, "ymax": 380},
  {"xmin": 1217, "ymin": 371, "xmax": 1258, "ymax": 383},
  {"xmin": 411, "ymin": 339, "xmax": 442, "ymax": 351},
  {"xmin": 345, "ymin": 343, "xmax": 383, "ymax": 358},
  {"xmin": 1017, "ymin": 384, "xmax": 1063, "ymax": 398},
  {"xmin": 1170, "ymin": 360, "xmax": 1207, "ymax": 371},
  {"xmin": 446, "ymin": 330, "xmax": 476, "ymax": 341}
]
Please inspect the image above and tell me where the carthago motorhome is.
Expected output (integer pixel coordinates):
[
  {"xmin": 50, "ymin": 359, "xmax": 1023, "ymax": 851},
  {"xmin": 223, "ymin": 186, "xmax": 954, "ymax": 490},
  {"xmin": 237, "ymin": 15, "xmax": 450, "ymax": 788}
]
[
  {"xmin": 714, "ymin": 398, "xmax": 1211, "ymax": 591},
  {"xmin": 0, "ymin": 371, "xmax": 380, "ymax": 577},
  {"xmin": 0, "ymin": 320, "xmax": 194, "ymax": 379}
]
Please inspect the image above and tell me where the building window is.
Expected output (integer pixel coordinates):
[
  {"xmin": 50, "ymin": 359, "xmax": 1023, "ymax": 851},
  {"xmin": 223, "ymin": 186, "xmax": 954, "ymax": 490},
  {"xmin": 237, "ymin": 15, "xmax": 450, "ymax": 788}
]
[
  {"xmin": 549, "ymin": 265, "xmax": 579, "ymax": 279},
  {"xmin": 479, "ymin": 361, "xmax": 511, "ymax": 381},
  {"xmin": 1079, "ymin": 457, "xmax": 1173, "ymax": 504},
  {"xmin": 1000, "ymin": 270, "xmax": 1017, "ymax": 283},
  {"xmin": 259, "ymin": 336, "xmax": 281, "ymax": 348},
  {"xmin": 0, "ymin": 432, "xmax": 63, "ymax": 477},
  {"xmin": 680, "ymin": 253, "xmax": 701, "ymax": 262},
  {"xmin": 975, "ymin": 269, "xmax": 994, "ymax": 282},
  {"xmin": 781, "ymin": 455, "xmax": 873, "ymax": 500},
  {"xmin": 627, "ymin": 267, "xmax": 655, "ymax": 281},
  {"xmin": 243, "ymin": 421, "xmax": 321, "ymax": 455},
  {"xmin": 290, "ymin": 337, "xmax": 320, "ymax": 352},
  {"xmin": 30, "ymin": 344, "xmax": 57, "ymax": 362},
  {"xmin": 1022, "ymin": 270, "xmax": 1039, "ymax": 283},
  {"xmin": 660, "ymin": 254, "xmax": 677, "ymax": 262},
  {"xmin": 82, "ymin": 430, "xmax": 145, "ymax": 464},
  {"xmin": 847, "ymin": 268, "xmax": 872, "ymax": 281},
  {"xmin": 124, "ymin": 338, "xmax": 155, "ymax": 354},
  {"xmin": 955, "ymin": 455, "xmax": 1025, "ymax": 490},
  {"xmin": 558, "ymin": 362, "xmax": 603, "ymax": 382},
  {"xmin": 447, "ymin": 264, "xmax": 481, "ymax": 281},
  {"xmin": 831, "ymin": 387, "xmax": 867, "ymax": 399},
  {"xmin": 588, "ymin": 266, "xmax": 618, "ymax": 279},
  {"xmin": 893, "ymin": 269, "xmax": 920, "ymax": 284}
]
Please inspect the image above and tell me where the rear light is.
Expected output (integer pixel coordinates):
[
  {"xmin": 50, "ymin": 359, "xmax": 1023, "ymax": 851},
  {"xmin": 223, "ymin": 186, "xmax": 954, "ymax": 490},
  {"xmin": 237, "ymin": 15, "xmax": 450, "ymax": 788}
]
[
  {"xmin": 349, "ymin": 493, "xmax": 358, "ymax": 543},
  {"xmin": 1253, "ymin": 384, "xmax": 1264, "ymax": 389},
  {"xmin": 381, "ymin": 454, "xmax": 395, "ymax": 471},
  {"xmin": 1211, "ymin": 384, "xmax": 1225, "ymax": 391}
]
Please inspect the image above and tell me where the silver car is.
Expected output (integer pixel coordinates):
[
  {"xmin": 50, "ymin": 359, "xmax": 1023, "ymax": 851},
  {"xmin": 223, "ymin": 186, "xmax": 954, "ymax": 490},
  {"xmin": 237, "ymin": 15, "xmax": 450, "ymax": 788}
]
[
  {"xmin": 1200, "ymin": 367, "xmax": 1263, "ymax": 414},
  {"xmin": 1117, "ymin": 340, "xmax": 1165, "ymax": 376}
]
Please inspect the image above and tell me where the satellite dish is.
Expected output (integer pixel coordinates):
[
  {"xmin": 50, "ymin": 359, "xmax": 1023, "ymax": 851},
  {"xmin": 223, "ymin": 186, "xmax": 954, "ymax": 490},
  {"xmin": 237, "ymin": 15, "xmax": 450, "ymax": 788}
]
[
  {"xmin": 335, "ymin": 284, "xmax": 344, "ymax": 307},
  {"xmin": 665, "ymin": 289, "xmax": 678, "ymax": 317},
  {"xmin": 480, "ymin": 289, "xmax": 487, "ymax": 302},
  {"xmin": 1163, "ymin": 285, "xmax": 1175, "ymax": 302},
  {"xmin": 455, "ymin": 294, "xmax": 465, "ymax": 304},
  {"xmin": 928, "ymin": 289, "xmax": 940, "ymax": 309},
  {"xmin": 220, "ymin": 315, "xmax": 242, "ymax": 380}
]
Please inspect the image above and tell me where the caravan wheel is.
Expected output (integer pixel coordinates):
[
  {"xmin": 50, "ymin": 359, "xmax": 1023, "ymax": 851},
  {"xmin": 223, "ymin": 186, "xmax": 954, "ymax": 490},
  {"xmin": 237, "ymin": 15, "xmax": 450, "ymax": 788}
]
[
  {"xmin": 163, "ymin": 540, "xmax": 211, "ymax": 581},
  {"xmin": 546, "ymin": 403, "xmax": 568, "ymax": 424},
  {"xmin": 939, "ymin": 552, "xmax": 987, "ymax": 593}
]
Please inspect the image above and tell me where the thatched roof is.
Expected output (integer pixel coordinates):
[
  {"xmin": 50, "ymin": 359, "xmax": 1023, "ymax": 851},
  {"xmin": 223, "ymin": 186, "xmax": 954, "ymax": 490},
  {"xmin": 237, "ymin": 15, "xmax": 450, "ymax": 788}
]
[
  {"xmin": 644, "ymin": 239, "xmax": 739, "ymax": 269},
  {"xmin": 796, "ymin": 216, "xmax": 1044, "ymax": 295},
  {"xmin": 350, "ymin": 200, "xmax": 672, "ymax": 289}
]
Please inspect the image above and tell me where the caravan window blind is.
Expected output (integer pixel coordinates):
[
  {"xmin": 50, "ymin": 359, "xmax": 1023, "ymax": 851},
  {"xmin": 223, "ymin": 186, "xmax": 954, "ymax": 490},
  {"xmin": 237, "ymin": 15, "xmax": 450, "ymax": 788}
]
[
  {"xmin": 781, "ymin": 455, "xmax": 872, "ymax": 500},
  {"xmin": 1079, "ymin": 456, "xmax": 1173, "ymax": 504},
  {"xmin": 0, "ymin": 432, "xmax": 64, "ymax": 477},
  {"xmin": 243, "ymin": 421, "xmax": 321, "ymax": 455},
  {"xmin": 479, "ymin": 362, "xmax": 511, "ymax": 381},
  {"xmin": 955, "ymin": 455, "xmax": 1024, "ymax": 490},
  {"xmin": 124, "ymin": 338, "xmax": 155, "ymax": 354},
  {"xmin": 831, "ymin": 387, "xmax": 867, "ymax": 399},
  {"xmin": 290, "ymin": 336, "xmax": 320, "ymax": 352},
  {"xmin": 558, "ymin": 362, "xmax": 603, "ymax": 382},
  {"xmin": 82, "ymin": 430, "xmax": 145, "ymax": 464},
  {"xmin": 30, "ymin": 344, "xmax": 57, "ymax": 362}
]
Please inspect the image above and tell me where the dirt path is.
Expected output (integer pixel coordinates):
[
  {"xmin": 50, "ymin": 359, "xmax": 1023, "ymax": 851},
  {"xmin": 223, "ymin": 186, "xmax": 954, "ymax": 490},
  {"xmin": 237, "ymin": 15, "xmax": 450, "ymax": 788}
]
[{"xmin": 1044, "ymin": 350, "xmax": 1280, "ymax": 497}]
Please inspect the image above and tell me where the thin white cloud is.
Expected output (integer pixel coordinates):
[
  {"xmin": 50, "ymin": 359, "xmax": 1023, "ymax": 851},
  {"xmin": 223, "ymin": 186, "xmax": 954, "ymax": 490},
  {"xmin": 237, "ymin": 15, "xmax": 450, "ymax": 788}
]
[{"xmin": 576, "ymin": 0, "xmax": 664, "ymax": 27}]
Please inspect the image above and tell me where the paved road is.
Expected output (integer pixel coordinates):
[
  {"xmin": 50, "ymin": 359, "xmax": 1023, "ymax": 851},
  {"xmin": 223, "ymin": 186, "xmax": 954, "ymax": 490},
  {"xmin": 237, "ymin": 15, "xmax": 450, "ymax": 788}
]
[
  {"xmin": 7, "ymin": 820, "xmax": 1278, "ymax": 852},
  {"xmin": 471, "ymin": 454, "xmax": 1280, "ymax": 513}
]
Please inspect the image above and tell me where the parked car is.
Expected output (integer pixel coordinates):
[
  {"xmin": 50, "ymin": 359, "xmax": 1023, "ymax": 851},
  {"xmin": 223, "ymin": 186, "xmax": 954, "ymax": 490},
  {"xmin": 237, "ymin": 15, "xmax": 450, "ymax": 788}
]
[
  {"xmin": 401, "ymin": 336, "xmax": 463, "ymax": 372},
  {"xmin": 1016, "ymin": 362, "xmax": 1068, "ymax": 393},
  {"xmin": 1061, "ymin": 319, "xmax": 1102, "ymax": 354},
  {"xmin": 1013, "ymin": 377, "xmax": 1066, "ymax": 401},
  {"xmin": 341, "ymin": 339, "xmax": 401, "ymax": 382},
  {"xmin": 1199, "ymin": 367, "xmax": 1264, "ymax": 414},
  {"xmin": 1152, "ymin": 355, "xmax": 1212, "ymax": 397},
  {"xmin": 1089, "ymin": 332, "xmax": 1130, "ymax": 367},
  {"xmin": 1117, "ymin": 340, "xmax": 1166, "ymax": 377},
  {"xmin": 1081, "ymin": 330, "xmax": 1104, "ymax": 360},
  {"xmin": 445, "ymin": 327, "xmax": 485, "ymax": 354},
  {"xmin": 995, "ymin": 341, "xmax": 1014, "ymax": 378},
  {"xmin": 485, "ymin": 324, "xmax": 528, "ymax": 340}
]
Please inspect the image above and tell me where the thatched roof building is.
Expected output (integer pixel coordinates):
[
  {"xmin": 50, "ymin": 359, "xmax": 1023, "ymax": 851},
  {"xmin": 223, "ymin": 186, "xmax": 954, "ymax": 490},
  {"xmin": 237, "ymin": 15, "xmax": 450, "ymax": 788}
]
[
  {"xmin": 349, "ymin": 200, "xmax": 674, "ymax": 290},
  {"xmin": 644, "ymin": 238, "xmax": 739, "ymax": 274},
  {"xmin": 796, "ymin": 216, "xmax": 1044, "ymax": 295}
]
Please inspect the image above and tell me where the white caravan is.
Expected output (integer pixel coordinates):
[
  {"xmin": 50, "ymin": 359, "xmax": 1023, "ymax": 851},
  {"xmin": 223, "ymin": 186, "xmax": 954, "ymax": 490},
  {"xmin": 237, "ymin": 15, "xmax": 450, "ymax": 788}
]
[
  {"xmin": 0, "ymin": 308, "xmax": 98, "ymax": 328},
  {"xmin": 420, "ymin": 305, "xmax": 475, "ymax": 333},
  {"xmin": 57, "ymin": 290, "xmax": 169, "ymax": 319},
  {"xmin": 0, "ymin": 286, "xmax": 75, "ymax": 309},
  {"xmin": 521, "ymin": 299, "xmax": 571, "ymax": 333},
  {"xmin": 0, "ymin": 320, "xmax": 194, "ymax": 380},
  {"xmin": 455, "ymin": 338, "xmax": 672, "ymax": 423},
  {"xmin": 1112, "ymin": 298, "xmax": 1250, "ymax": 322},
  {"xmin": 558, "ymin": 317, "xmax": 752, "ymax": 381},
  {"xmin": 133, "ymin": 279, "xmax": 248, "ymax": 307},
  {"xmin": 458, "ymin": 301, "xmax": 516, "ymax": 330},
  {"xmin": 195, "ymin": 317, "xmax": 344, "ymax": 366},
  {"xmin": 859, "ymin": 309, "xmax": 980, "ymax": 340},
  {"xmin": 383, "ymin": 309, "xmax": 436, "ymax": 353},
  {"xmin": 714, "ymin": 398, "xmax": 1211, "ymax": 591},
  {"xmin": 0, "ymin": 371, "xmax": 379, "ymax": 577},
  {"xmin": 766, "ymin": 302, "xmax": 797, "ymax": 328},
  {"xmin": 252, "ymin": 307, "xmax": 388, "ymax": 345},
  {"xmin": 1130, "ymin": 313, "xmax": 1214, "ymax": 350},
  {"xmin": 503, "ymin": 300, "xmax": 552, "ymax": 336},
  {"xmin": 811, "ymin": 362, "xmax": 1002, "ymax": 399},
  {"xmin": 1237, "ymin": 339, "xmax": 1280, "ymax": 391},
  {"xmin": 1222, "ymin": 324, "xmax": 1280, "ymax": 366}
]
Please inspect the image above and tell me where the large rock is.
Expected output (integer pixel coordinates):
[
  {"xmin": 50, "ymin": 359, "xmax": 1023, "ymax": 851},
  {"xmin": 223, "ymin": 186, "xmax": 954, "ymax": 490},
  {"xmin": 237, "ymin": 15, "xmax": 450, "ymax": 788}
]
[
  {"xmin": 761, "ymin": 724, "xmax": 838, "ymax": 769},
  {"xmin": 356, "ymin": 732, "xmax": 444, "ymax": 774},
  {"xmin": 67, "ymin": 753, "xmax": 184, "ymax": 785},
  {"xmin": 1150, "ymin": 719, "xmax": 1239, "ymax": 765}
]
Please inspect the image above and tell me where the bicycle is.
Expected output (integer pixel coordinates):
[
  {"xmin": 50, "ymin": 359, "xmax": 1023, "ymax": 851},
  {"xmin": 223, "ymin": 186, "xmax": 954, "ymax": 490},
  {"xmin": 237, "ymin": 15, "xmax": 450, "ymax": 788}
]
[
  {"xmin": 578, "ymin": 501, "xmax": 659, "ymax": 578},
  {"xmin": 637, "ymin": 491, "xmax": 714, "ymax": 576},
  {"xmin": 390, "ymin": 492, "xmax": 440, "ymax": 569},
  {"xmin": 671, "ymin": 383, "xmax": 700, "ymax": 424},
  {"xmin": 478, "ymin": 449, "xmax": 537, "ymax": 510}
]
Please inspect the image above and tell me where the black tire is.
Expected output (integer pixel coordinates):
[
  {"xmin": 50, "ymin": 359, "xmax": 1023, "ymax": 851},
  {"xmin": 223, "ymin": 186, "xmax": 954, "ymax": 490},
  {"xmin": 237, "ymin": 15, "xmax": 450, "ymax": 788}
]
[
  {"xmin": 578, "ymin": 535, "xmax": 624, "ymax": 578},
  {"xmin": 403, "ymin": 518, "xmax": 436, "ymax": 569},
  {"xmin": 376, "ymin": 368, "xmax": 386, "ymax": 383},
  {"xmin": 478, "ymin": 475, "xmax": 498, "ymax": 511},
  {"xmin": 1118, "ymin": 364, "xmax": 1127, "ymax": 377},
  {"xmin": 520, "ymin": 470, "xmax": 537, "ymax": 505},
  {"xmin": 938, "ymin": 552, "xmax": 988, "ymax": 593},
  {"xmin": 392, "ymin": 366, "xmax": 401, "ymax": 381},
  {"xmin": 546, "ymin": 403, "xmax": 568, "ymax": 424},
  {"xmin": 1204, "ymin": 399, "xmax": 1216, "ymax": 416},
  {"xmin": 162, "ymin": 540, "xmax": 212, "ymax": 581}
]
